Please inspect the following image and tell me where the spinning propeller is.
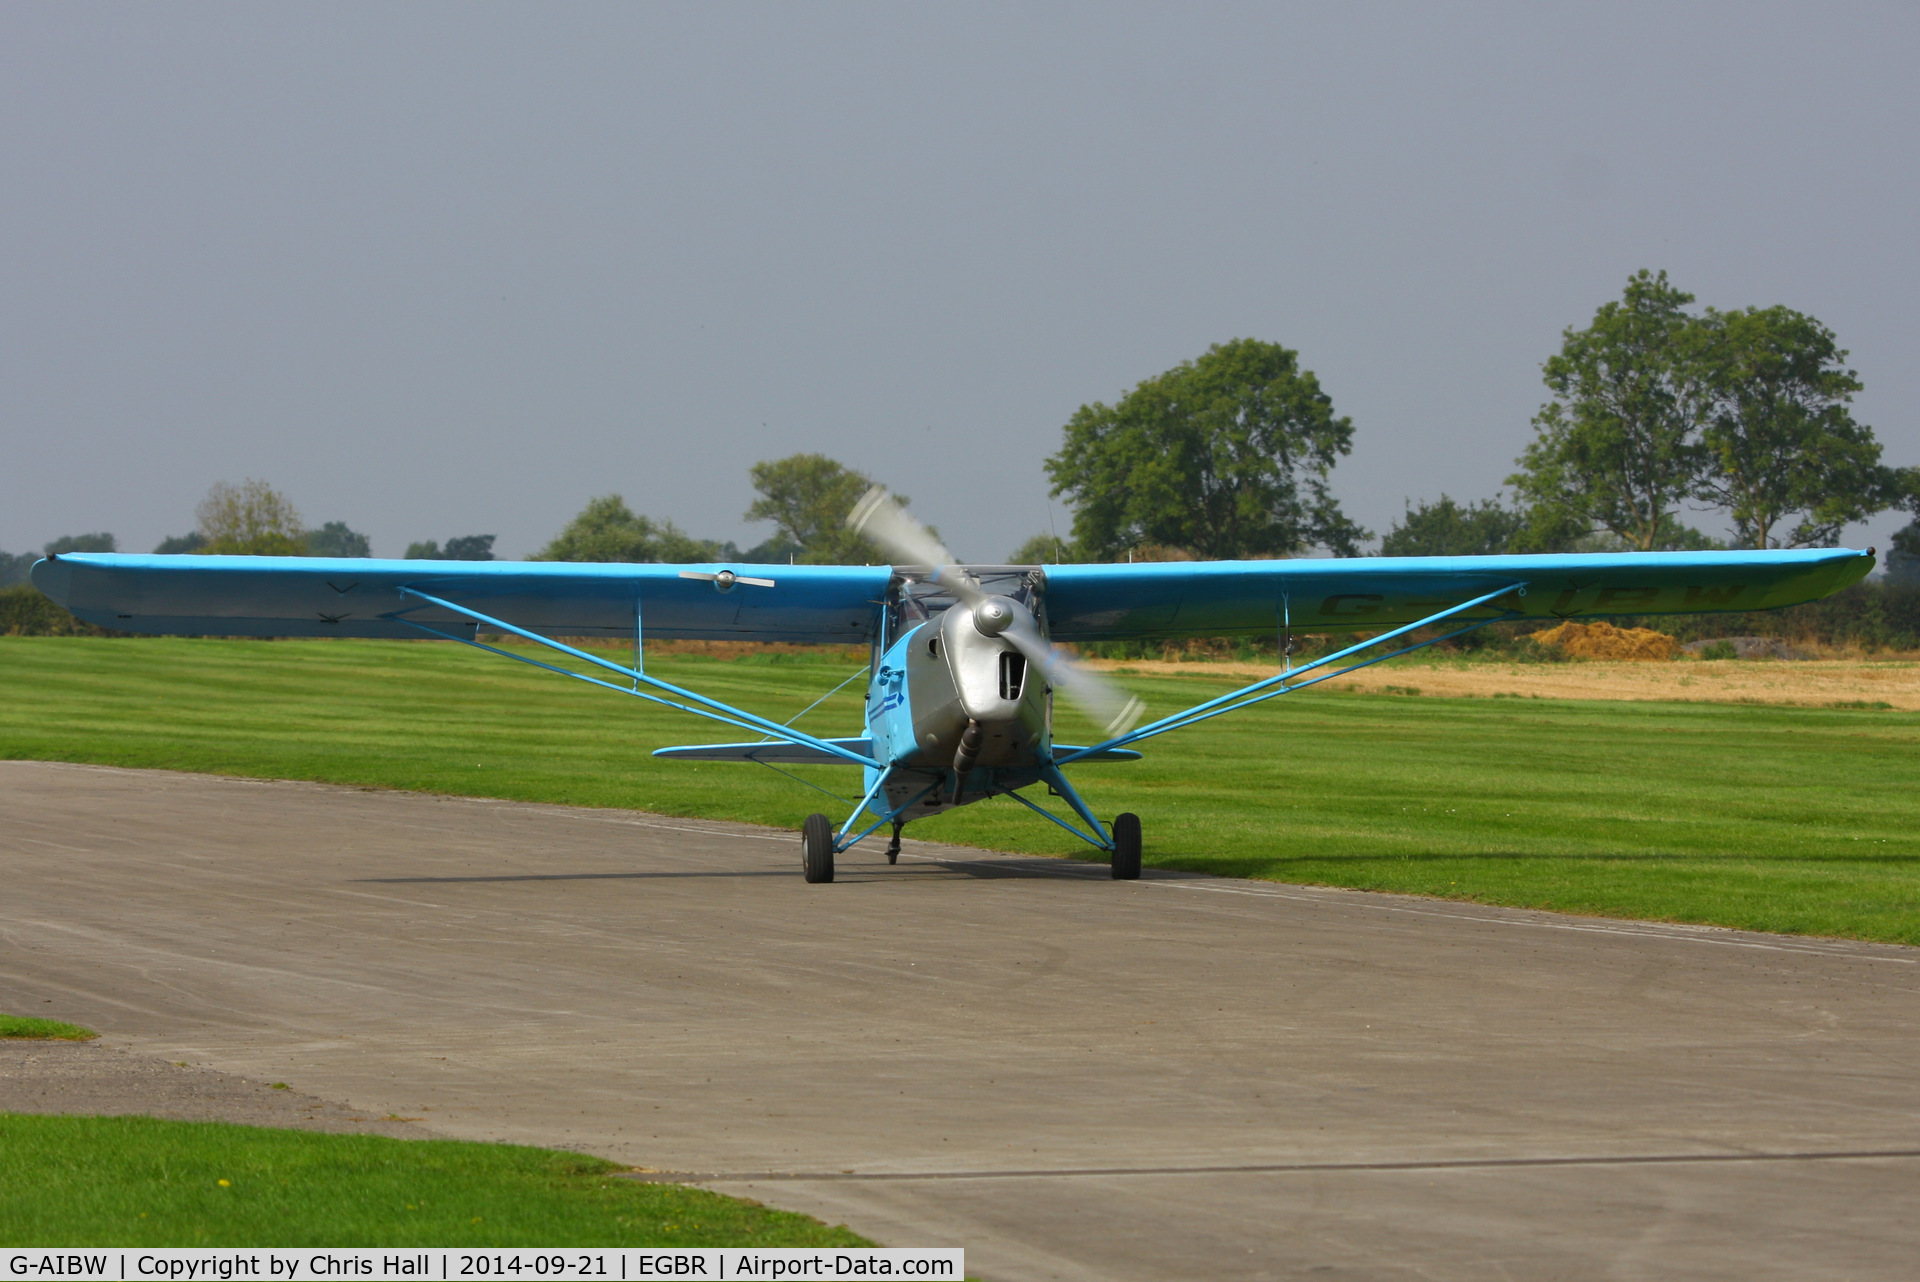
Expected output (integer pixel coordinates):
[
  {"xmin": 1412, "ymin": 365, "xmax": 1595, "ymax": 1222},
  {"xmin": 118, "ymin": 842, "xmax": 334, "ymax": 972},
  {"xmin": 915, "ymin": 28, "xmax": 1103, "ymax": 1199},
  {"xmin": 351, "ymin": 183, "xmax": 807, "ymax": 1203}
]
[{"xmin": 848, "ymin": 487, "xmax": 1145, "ymax": 738}]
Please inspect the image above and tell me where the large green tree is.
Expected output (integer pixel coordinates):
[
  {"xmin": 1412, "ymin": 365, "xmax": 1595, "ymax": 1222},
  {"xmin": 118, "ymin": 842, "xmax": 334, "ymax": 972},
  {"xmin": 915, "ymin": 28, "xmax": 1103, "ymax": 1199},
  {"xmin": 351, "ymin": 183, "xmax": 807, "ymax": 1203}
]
[
  {"xmin": 1693, "ymin": 305, "xmax": 1891, "ymax": 548},
  {"xmin": 1045, "ymin": 339, "xmax": 1365, "ymax": 561},
  {"xmin": 744, "ymin": 454, "xmax": 885, "ymax": 565},
  {"xmin": 535, "ymin": 495, "xmax": 714, "ymax": 563},
  {"xmin": 1510, "ymin": 271, "xmax": 1715, "ymax": 552},
  {"xmin": 1511, "ymin": 272, "xmax": 1906, "ymax": 552}
]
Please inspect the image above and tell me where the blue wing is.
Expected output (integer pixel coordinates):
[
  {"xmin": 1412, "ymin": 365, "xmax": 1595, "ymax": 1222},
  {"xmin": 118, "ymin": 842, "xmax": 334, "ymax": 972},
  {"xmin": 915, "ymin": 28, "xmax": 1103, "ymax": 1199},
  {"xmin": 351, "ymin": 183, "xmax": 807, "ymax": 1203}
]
[
  {"xmin": 31, "ymin": 554, "xmax": 890, "ymax": 644},
  {"xmin": 1042, "ymin": 548, "xmax": 1874, "ymax": 640},
  {"xmin": 31, "ymin": 547, "xmax": 1872, "ymax": 644}
]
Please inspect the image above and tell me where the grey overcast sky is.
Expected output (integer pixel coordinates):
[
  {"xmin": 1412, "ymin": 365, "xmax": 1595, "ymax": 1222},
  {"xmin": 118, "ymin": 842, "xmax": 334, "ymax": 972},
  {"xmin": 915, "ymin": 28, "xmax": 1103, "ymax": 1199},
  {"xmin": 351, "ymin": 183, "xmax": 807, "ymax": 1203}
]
[{"xmin": 3, "ymin": 2, "xmax": 1916, "ymax": 561}]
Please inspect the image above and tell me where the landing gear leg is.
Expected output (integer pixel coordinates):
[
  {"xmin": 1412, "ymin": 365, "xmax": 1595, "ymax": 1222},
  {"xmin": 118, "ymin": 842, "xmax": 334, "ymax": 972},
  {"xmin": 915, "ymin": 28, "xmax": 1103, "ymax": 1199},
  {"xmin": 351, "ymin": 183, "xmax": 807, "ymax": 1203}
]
[
  {"xmin": 802, "ymin": 813, "xmax": 836, "ymax": 884},
  {"xmin": 1110, "ymin": 812, "xmax": 1141, "ymax": 881},
  {"xmin": 885, "ymin": 820, "xmax": 902, "ymax": 865}
]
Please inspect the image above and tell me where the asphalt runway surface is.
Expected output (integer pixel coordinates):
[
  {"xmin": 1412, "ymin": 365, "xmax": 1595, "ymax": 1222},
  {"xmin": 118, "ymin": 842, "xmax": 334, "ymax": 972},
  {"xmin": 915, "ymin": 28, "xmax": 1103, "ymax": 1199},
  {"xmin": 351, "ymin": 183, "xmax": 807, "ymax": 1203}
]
[{"xmin": 4, "ymin": 760, "xmax": 1919, "ymax": 1280}]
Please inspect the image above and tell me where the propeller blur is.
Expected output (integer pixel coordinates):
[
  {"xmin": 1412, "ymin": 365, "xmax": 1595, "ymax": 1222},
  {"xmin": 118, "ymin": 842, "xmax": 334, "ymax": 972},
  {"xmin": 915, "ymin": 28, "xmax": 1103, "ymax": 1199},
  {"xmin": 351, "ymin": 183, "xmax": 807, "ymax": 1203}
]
[{"xmin": 848, "ymin": 486, "xmax": 1145, "ymax": 740}]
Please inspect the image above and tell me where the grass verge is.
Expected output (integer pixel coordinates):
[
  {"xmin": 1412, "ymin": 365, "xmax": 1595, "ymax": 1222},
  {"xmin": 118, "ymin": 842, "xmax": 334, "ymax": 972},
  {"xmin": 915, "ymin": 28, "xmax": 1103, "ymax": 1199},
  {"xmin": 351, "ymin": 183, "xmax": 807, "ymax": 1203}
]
[
  {"xmin": 0, "ymin": 1014, "xmax": 99, "ymax": 1040},
  {"xmin": 0, "ymin": 1113, "xmax": 869, "ymax": 1247},
  {"xmin": 3, "ymin": 636, "xmax": 1918, "ymax": 944}
]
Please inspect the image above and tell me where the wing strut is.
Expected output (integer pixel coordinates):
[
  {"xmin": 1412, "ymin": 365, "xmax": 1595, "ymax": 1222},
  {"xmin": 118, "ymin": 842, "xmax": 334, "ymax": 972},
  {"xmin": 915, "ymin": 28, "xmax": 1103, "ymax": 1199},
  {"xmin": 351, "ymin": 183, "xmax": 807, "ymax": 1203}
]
[
  {"xmin": 1055, "ymin": 581, "xmax": 1527, "ymax": 765},
  {"xmin": 388, "ymin": 587, "xmax": 880, "ymax": 768}
]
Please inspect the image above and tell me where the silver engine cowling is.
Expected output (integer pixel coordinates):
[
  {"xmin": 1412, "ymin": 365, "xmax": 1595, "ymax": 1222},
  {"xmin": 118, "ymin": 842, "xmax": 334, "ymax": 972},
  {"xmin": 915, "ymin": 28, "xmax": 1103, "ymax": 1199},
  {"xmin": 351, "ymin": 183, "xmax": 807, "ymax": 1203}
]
[{"xmin": 902, "ymin": 595, "xmax": 1050, "ymax": 776}]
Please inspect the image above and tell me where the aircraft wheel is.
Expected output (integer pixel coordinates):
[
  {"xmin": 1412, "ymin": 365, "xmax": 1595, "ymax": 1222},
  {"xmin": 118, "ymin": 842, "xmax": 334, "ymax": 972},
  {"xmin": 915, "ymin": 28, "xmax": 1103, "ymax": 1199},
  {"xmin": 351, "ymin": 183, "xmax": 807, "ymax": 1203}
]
[
  {"xmin": 802, "ymin": 813, "xmax": 836, "ymax": 884},
  {"xmin": 1111, "ymin": 812, "xmax": 1142, "ymax": 880}
]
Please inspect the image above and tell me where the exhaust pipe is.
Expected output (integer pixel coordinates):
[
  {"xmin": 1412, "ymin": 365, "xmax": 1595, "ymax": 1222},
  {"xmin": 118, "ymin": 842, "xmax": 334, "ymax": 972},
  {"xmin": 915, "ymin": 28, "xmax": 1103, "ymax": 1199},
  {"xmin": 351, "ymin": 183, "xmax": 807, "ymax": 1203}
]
[{"xmin": 951, "ymin": 718, "xmax": 983, "ymax": 804}]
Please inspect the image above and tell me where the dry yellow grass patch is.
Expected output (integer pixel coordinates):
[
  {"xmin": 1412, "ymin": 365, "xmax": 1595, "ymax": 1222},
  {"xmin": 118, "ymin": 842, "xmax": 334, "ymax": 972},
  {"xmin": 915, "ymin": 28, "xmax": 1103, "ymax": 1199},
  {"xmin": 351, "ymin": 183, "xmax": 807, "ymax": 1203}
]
[
  {"xmin": 1530, "ymin": 620, "xmax": 1680, "ymax": 661},
  {"xmin": 1084, "ymin": 655, "xmax": 1920, "ymax": 709}
]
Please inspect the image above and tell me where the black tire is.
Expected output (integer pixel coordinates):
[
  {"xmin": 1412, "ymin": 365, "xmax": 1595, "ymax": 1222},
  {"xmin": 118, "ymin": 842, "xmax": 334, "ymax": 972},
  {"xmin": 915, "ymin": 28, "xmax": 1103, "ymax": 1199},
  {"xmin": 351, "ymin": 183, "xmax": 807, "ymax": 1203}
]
[
  {"xmin": 802, "ymin": 813, "xmax": 836, "ymax": 884},
  {"xmin": 1110, "ymin": 812, "xmax": 1142, "ymax": 881}
]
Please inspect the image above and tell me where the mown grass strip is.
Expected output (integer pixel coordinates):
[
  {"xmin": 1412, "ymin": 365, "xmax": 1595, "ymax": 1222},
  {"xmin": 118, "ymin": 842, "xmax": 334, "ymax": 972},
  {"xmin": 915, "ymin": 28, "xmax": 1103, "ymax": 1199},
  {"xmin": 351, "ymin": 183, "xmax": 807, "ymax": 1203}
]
[
  {"xmin": 0, "ymin": 1113, "xmax": 870, "ymax": 1248},
  {"xmin": 0, "ymin": 1014, "xmax": 99, "ymax": 1040},
  {"xmin": 2, "ymin": 636, "xmax": 1918, "ymax": 943}
]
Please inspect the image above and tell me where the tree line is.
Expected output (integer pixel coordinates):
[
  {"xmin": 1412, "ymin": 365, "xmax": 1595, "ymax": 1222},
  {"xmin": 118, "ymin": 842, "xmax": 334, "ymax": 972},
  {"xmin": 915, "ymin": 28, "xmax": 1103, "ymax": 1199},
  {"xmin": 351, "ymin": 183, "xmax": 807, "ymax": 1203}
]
[
  {"xmin": 667, "ymin": 272, "xmax": 1918, "ymax": 578},
  {"xmin": 0, "ymin": 479, "xmax": 500, "ymax": 588},
  {"xmin": 5, "ymin": 270, "xmax": 1916, "ymax": 593}
]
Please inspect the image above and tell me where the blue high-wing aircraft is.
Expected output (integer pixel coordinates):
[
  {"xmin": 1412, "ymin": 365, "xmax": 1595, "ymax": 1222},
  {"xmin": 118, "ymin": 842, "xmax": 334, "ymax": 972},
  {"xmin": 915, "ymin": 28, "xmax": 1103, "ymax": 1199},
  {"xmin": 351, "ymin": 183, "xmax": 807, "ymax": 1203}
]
[{"xmin": 31, "ymin": 489, "xmax": 1873, "ymax": 884}]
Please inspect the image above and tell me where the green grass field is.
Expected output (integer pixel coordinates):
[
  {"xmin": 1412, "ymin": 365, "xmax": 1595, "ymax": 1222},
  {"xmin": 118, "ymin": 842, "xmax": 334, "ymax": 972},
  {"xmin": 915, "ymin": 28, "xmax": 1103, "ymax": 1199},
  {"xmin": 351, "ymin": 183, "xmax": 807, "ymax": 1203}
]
[
  {"xmin": 0, "ymin": 1014, "xmax": 99, "ymax": 1040},
  {"xmin": 0, "ymin": 1114, "xmax": 869, "ymax": 1247},
  {"xmin": 4, "ymin": 636, "xmax": 1918, "ymax": 943}
]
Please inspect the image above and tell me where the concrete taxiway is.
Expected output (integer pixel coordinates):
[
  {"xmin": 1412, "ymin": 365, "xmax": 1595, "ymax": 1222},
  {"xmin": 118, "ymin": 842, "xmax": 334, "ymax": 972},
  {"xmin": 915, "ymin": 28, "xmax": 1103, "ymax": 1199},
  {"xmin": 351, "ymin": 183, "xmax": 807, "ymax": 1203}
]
[{"xmin": 4, "ymin": 760, "xmax": 1918, "ymax": 1280}]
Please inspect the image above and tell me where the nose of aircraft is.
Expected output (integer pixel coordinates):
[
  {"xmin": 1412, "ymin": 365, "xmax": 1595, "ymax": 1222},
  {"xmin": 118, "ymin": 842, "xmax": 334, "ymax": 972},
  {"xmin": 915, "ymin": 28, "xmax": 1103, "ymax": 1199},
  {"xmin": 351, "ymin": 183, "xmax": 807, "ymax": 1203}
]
[{"xmin": 972, "ymin": 596, "xmax": 1017, "ymax": 637}]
